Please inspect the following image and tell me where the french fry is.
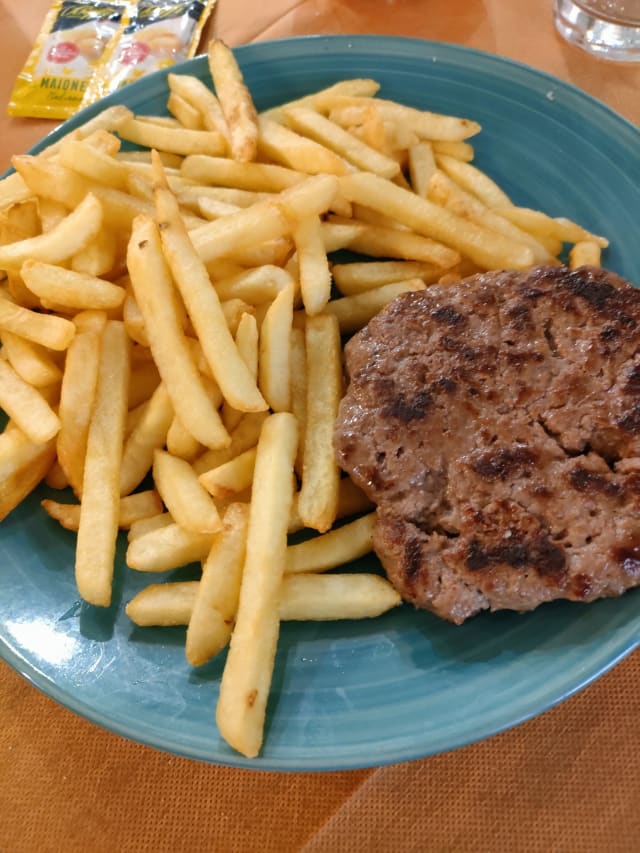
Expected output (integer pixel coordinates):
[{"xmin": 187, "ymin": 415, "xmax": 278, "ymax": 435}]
[
  {"xmin": 0, "ymin": 193, "xmax": 103, "ymax": 270},
  {"xmin": 117, "ymin": 117, "xmax": 226, "ymax": 157},
  {"xmin": 279, "ymin": 574, "xmax": 401, "ymax": 621},
  {"xmin": 0, "ymin": 329, "xmax": 62, "ymax": 387},
  {"xmin": 167, "ymin": 91, "xmax": 204, "ymax": 130},
  {"xmin": 208, "ymin": 39, "xmax": 259, "ymax": 162},
  {"xmin": 495, "ymin": 206, "xmax": 610, "ymax": 248},
  {"xmin": 127, "ymin": 360, "xmax": 161, "ymax": 409},
  {"xmin": 289, "ymin": 326, "xmax": 306, "ymax": 474},
  {"xmin": 286, "ymin": 513, "xmax": 375, "ymax": 573},
  {"xmin": 44, "ymin": 459, "xmax": 68, "ymax": 490},
  {"xmin": 284, "ymin": 107, "xmax": 400, "ymax": 179},
  {"xmin": 338, "ymin": 172, "xmax": 535, "ymax": 270},
  {"xmin": 297, "ymin": 314, "xmax": 342, "ymax": 533},
  {"xmin": 127, "ymin": 215, "xmax": 230, "ymax": 449},
  {"xmin": 152, "ymin": 162, "xmax": 267, "ymax": 414},
  {"xmin": 189, "ymin": 173, "xmax": 338, "ymax": 263},
  {"xmin": 408, "ymin": 141, "xmax": 437, "ymax": 198},
  {"xmin": 127, "ymin": 522, "xmax": 214, "ymax": 573},
  {"xmin": 0, "ymin": 359, "xmax": 60, "ymax": 444},
  {"xmin": 199, "ymin": 446, "xmax": 257, "ymax": 500},
  {"xmin": 436, "ymin": 153, "xmax": 513, "ymax": 208},
  {"xmin": 294, "ymin": 215, "xmax": 332, "ymax": 315},
  {"xmin": 570, "ymin": 241, "xmax": 602, "ymax": 268},
  {"xmin": 0, "ymin": 424, "xmax": 56, "ymax": 521},
  {"xmin": 261, "ymin": 78, "xmax": 380, "ymax": 123},
  {"xmin": 153, "ymin": 448, "xmax": 221, "ymax": 534},
  {"xmin": 331, "ymin": 260, "xmax": 440, "ymax": 294},
  {"xmin": 213, "ymin": 265, "xmax": 295, "ymax": 303},
  {"xmin": 192, "ymin": 411, "xmax": 268, "ymax": 476},
  {"xmin": 324, "ymin": 279, "xmax": 426, "ymax": 334},
  {"xmin": 57, "ymin": 320, "xmax": 104, "ymax": 496},
  {"xmin": 126, "ymin": 580, "xmax": 198, "ymax": 626},
  {"xmin": 181, "ymin": 155, "xmax": 304, "ymax": 192},
  {"xmin": 75, "ymin": 321, "xmax": 130, "ymax": 606},
  {"xmin": 166, "ymin": 414, "xmax": 203, "ymax": 461},
  {"xmin": 221, "ymin": 312, "xmax": 259, "ymax": 433},
  {"xmin": 128, "ymin": 511, "xmax": 173, "ymax": 541},
  {"xmin": 167, "ymin": 73, "xmax": 230, "ymax": 139},
  {"xmin": 20, "ymin": 260, "xmax": 125, "ymax": 311},
  {"xmin": 431, "ymin": 139, "xmax": 475, "ymax": 161},
  {"xmin": 120, "ymin": 382, "xmax": 173, "ymax": 496},
  {"xmin": 258, "ymin": 283, "xmax": 294, "ymax": 412},
  {"xmin": 186, "ymin": 502, "xmax": 250, "ymax": 665},
  {"xmin": 70, "ymin": 229, "xmax": 118, "ymax": 278},
  {"xmin": 126, "ymin": 572, "xmax": 401, "ymax": 626},
  {"xmin": 258, "ymin": 116, "xmax": 349, "ymax": 176},
  {"xmin": 216, "ymin": 412, "xmax": 298, "ymax": 758},
  {"xmin": 42, "ymin": 490, "xmax": 163, "ymax": 531},
  {"xmin": 58, "ymin": 138, "xmax": 129, "ymax": 191}
]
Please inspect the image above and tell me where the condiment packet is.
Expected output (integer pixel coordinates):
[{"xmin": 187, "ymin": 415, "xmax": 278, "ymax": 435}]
[
  {"xmin": 8, "ymin": 0, "xmax": 128, "ymax": 120},
  {"xmin": 81, "ymin": 0, "xmax": 217, "ymax": 108}
]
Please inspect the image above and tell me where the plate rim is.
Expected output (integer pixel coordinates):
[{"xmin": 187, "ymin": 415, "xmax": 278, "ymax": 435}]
[{"xmin": 2, "ymin": 33, "xmax": 640, "ymax": 772}]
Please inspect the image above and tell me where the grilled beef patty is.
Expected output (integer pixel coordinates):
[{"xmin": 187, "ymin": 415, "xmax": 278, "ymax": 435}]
[{"xmin": 334, "ymin": 265, "xmax": 640, "ymax": 623}]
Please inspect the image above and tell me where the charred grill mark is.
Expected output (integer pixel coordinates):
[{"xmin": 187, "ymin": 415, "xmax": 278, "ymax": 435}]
[
  {"xmin": 433, "ymin": 376, "xmax": 457, "ymax": 394},
  {"xmin": 440, "ymin": 336, "xmax": 478, "ymax": 361},
  {"xmin": 505, "ymin": 350, "xmax": 545, "ymax": 366},
  {"xmin": 613, "ymin": 543, "xmax": 640, "ymax": 577},
  {"xmin": 571, "ymin": 573, "xmax": 593, "ymax": 599},
  {"xmin": 404, "ymin": 537, "xmax": 423, "ymax": 580},
  {"xmin": 568, "ymin": 466, "xmax": 622, "ymax": 497},
  {"xmin": 466, "ymin": 534, "xmax": 566, "ymax": 578},
  {"xmin": 431, "ymin": 305, "xmax": 466, "ymax": 327},
  {"xmin": 382, "ymin": 389, "xmax": 432, "ymax": 422},
  {"xmin": 506, "ymin": 302, "xmax": 532, "ymax": 330},
  {"xmin": 617, "ymin": 403, "xmax": 640, "ymax": 434},
  {"xmin": 564, "ymin": 272, "xmax": 616, "ymax": 311},
  {"xmin": 471, "ymin": 445, "xmax": 537, "ymax": 481},
  {"xmin": 624, "ymin": 363, "xmax": 640, "ymax": 394}
]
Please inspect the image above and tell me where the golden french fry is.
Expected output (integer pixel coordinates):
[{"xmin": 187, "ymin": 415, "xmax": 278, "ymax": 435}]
[
  {"xmin": 216, "ymin": 412, "xmax": 298, "ymax": 758},
  {"xmin": 431, "ymin": 140, "xmax": 474, "ymax": 161},
  {"xmin": 495, "ymin": 206, "xmax": 610, "ymax": 248},
  {"xmin": 408, "ymin": 141, "xmax": 436, "ymax": 198},
  {"xmin": 167, "ymin": 73, "xmax": 230, "ymax": 139},
  {"xmin": 261, "ymin": 78, "xmax": 380, "ymax": 123},
  {"xmin": 221, "ymin": 312, "xmax": 259, "ymax": 433},
  {"xmin": 167, "ymin": 91, "xmax": 204, "ymax": 130},
  {"xmin": 192, "ymin": 411, "xmax": 268, "ymax": 476},
  {"xmin": 186, "ymin": 502, "xmax": 250, "ymax": 665},
  {"xmin": 0, "ymin": 359, "xmax": 60, "ymax": 444},
  {"xmin": 152, "ymin": 165, "xmax": 267, "ymax": 414},
  {"xmin": 126, "ymin": 581, "xmax": 198, "ymax": 626},
  {"xmin": 128, "ymin": 511, "xmax": 173, "ymax": 541},
  {"xmin": 258, "ymin": 116, "xmax": 349, "ymax": 176},
  {"xmin": 42, "ymin": 490, "xmax": 163, "ymax": 531},
  {"xmin": 57, "ymin": 321, "xmax": 104, "ymax": 496},
  {"xmin": 117, "ymin": 117, "xmax": 226, "ymax": 157},
  {"xmin": 569, "ymin": 241, "xmax": 602, "ymax": 268},
  {"xmin": 181, "ymin": 155, "xmax": 304, "ymax": 191},
  {"xmin": 120, "ymin": 382, "xmax": 173, "ymax": 496},
  {"xmin": 286, "ymin": 513, "xmax": 375, "ymax": 573},
  {"xmin": 331, "ymin": 260, "xmax": 439, "ymax": 294},
  {"xmin": 279, "ymin": 573, "xmax": 401, "ymax": 621},
  {"xmin": 189, "ymin": 173, "xmax": 338, "ymax": 263},
  {"xmin": 327, "ymin": 96, "xmax": 481, "ymax": 141},
  {"xmin": 297, "ymin": 314, "xmax": 342, "ymax": 533},
  {"xmin": 258, "ymin": 283, "xmax": 294, "ymax": 412},
  {"xmin": 128, "ymin": 360, "xmax": 161, "ymax": 409},
  {"xmin": 153, "ymin": 448, "xmax": 221, "ymax": 535},
  {"xmin": 127, "ymin": 520, "xmax": 214, "ymax": 573},
  {"xmin": 289, "ymin": 326, "xmax": 306, "ymax": 475},
  {"xmin": 435, "ymin": 153, "xmax": 513, "ymax": 209},
  {"xmin": 325, "ymin": 279, "xmax": 426, "ymax": 335},
  {"xmin": 75, "ymin": 321, "xmax": 130, "ymax": 606},
  {"xmin": 166, "ymin": 414, "xmax": 203, "ymax": 461},
  {"xmin": 207, "ymin": 39, "xmax": 258, "ymax": 163},
  {"xmin": 0, "ymin": 193, "xmax": 103, "ymax": 271},
  {"xmin": 70, "ymin": 229, "xmax": 118, "ymax": 277},
  {"xmin": 20, "ymin": 260, "xmax": 125, "ymax": 311},
  {"xmin": 58, "ymin": 138, "xmax": 129, "ymax": 191},
  {"xmin": 198, "ymin": 446, "xmax": 257, "ymax": 500},
  {"xmin": 284, "ymin": 107, "xmax": 400, "ymax": 179},
  {"xmin": 125, "ymin": 571, "xmax": 400, "ymax": 625},
  {"xmin": 44, "ymin": 459, "xmax": 68, "ymax": 490},
  {"xmin": 338, "ymin": 172, "xmax": 535, "ymax": 270},
  {"xmin": 0, "ymin": 329, "xmax": 62, "ymax": 387},
  {"xmin": 0, "ymin": 424, "xmax": 56, "ymax": 521},
  {"xmin": 213, "ymin": 265, "xmax": 295, "ymax": 303},
  {"xmin": 294, "ymin": 215, "xmax": 332, "ymax": 315},
  {"xmin": 127, "ymin": 215, "xmax": 230, "ymax": 449}
]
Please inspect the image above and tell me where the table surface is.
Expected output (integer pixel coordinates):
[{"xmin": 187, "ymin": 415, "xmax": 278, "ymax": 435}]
[{"xmin": 1, "ymin": 1, "xmax": 639, "ymax": 851}]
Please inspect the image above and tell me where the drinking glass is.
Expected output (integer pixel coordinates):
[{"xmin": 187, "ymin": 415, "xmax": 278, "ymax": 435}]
[{"xmin": 554, "ymin": 0, "xmax": 640, "ymax": 61}]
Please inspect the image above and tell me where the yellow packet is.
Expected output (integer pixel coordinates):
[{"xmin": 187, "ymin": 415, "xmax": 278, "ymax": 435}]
[
  {"xmin": 82, "ymin": 0, "xmax": 217, "ymax": 107},
  {"xmin": 8, "ymin": 0, "xmax": 129, "ymax": 120}
]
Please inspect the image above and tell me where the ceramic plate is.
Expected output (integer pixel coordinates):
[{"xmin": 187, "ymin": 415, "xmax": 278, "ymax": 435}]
[{"xmin": 2, "ymin": 36, "xmax": 639, "ymax": 771}]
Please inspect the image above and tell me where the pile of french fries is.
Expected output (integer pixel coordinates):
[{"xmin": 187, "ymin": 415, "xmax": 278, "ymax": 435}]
[{"xmin": 0, "ymin": 39, "xmax": 609, "ymax": 757}]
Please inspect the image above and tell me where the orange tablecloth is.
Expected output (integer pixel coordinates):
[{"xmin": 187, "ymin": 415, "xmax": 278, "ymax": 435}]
[{"xmin": 1, "ymin": 2, "xmax": 639, "ymax": 851}]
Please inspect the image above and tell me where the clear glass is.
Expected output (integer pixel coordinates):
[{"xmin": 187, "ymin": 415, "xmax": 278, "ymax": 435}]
[{"xmin": 554, "ymin": 0, "xmax": 640, "ymax": 61}]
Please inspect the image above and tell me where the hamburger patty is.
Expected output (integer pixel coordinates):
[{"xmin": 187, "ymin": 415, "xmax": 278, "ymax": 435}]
[{"xmin": 334, "ymin": 265, "xmax": 640, "ymax": 624}]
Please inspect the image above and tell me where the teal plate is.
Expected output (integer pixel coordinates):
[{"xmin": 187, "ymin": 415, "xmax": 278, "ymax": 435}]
[{"xmin": 1, "ymin": 36, "xmax": 639, "ymax": 771}]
